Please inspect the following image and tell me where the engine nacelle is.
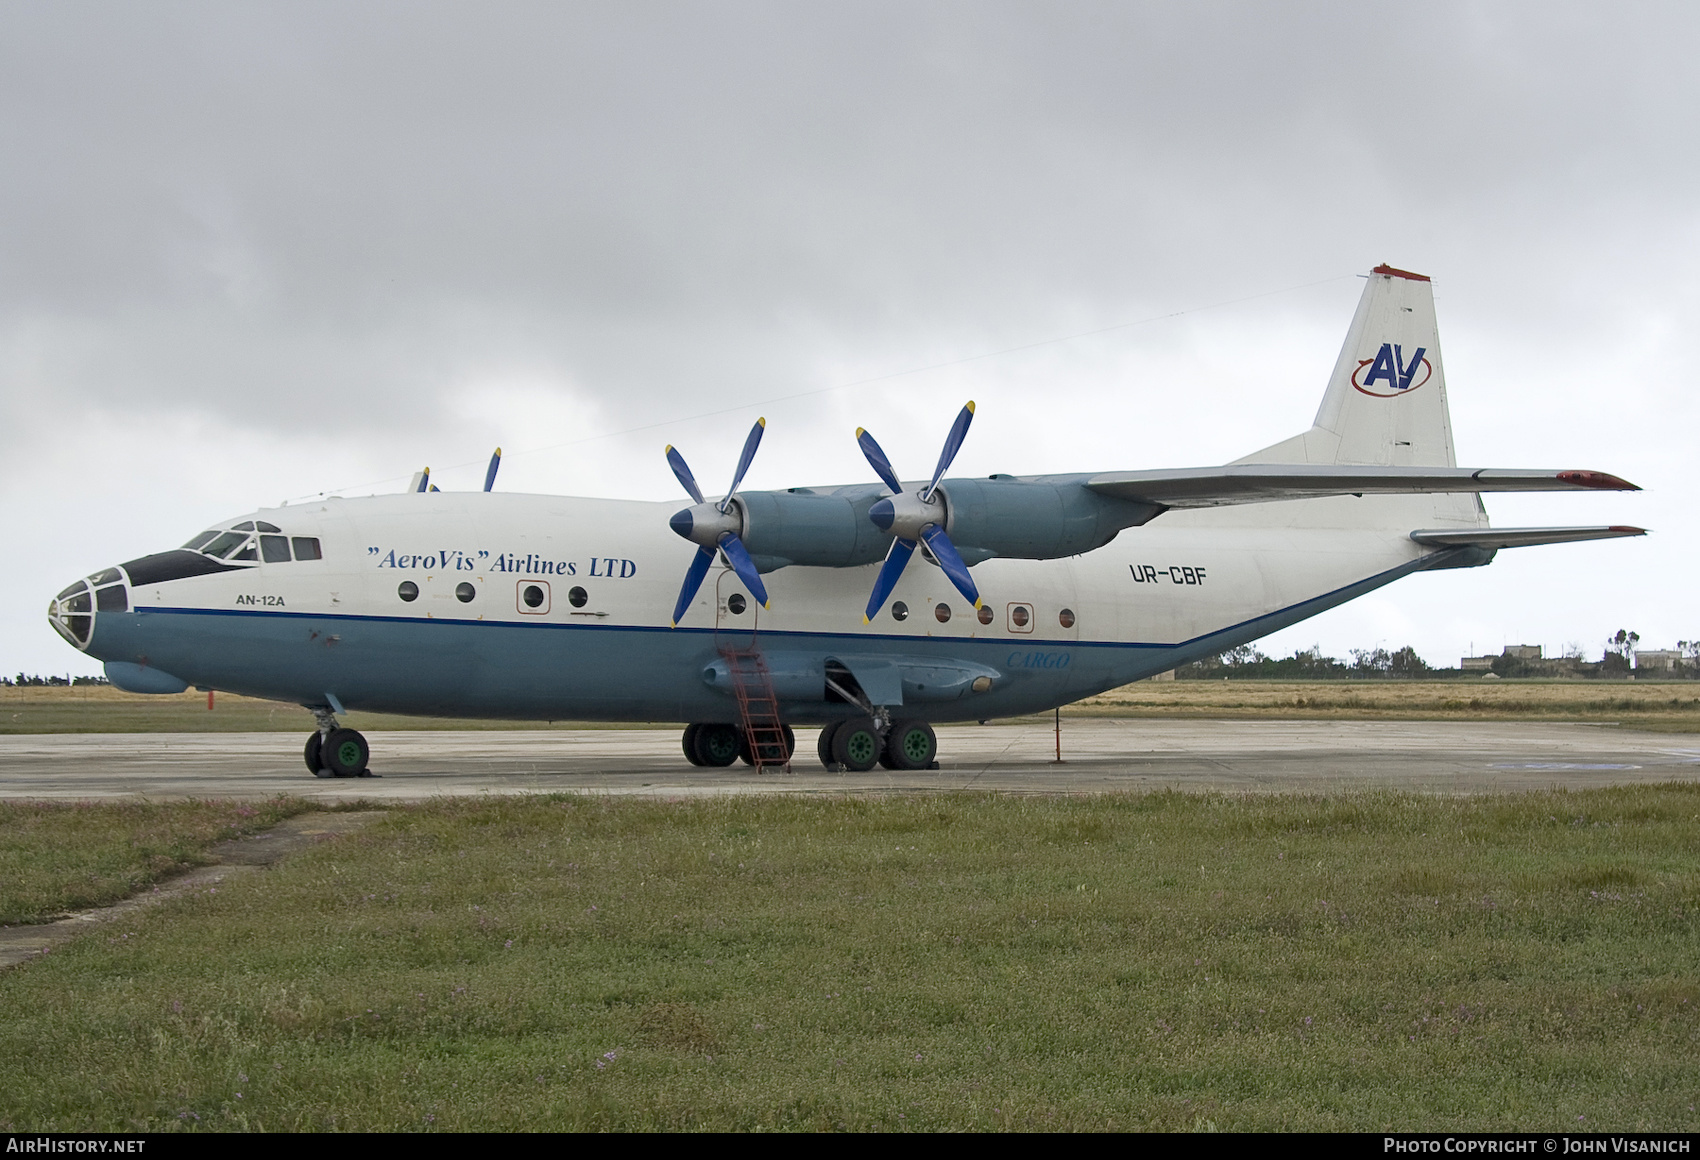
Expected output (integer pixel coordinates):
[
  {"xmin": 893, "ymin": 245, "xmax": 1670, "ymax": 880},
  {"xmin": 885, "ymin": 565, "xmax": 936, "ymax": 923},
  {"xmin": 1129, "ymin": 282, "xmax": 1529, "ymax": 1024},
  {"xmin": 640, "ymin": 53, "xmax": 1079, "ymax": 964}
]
[{"xmin": 723, "ymin": 476, "xmax": 1162, "ymax": 571}]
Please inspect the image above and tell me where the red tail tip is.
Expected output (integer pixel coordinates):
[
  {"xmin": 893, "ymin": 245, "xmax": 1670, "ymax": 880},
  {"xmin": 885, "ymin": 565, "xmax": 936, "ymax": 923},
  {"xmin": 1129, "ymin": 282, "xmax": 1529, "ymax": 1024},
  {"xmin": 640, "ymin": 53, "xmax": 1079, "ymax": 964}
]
[{"xmin": 1558, "ymin": 470, "xmax": 1639, "ymax": 490}]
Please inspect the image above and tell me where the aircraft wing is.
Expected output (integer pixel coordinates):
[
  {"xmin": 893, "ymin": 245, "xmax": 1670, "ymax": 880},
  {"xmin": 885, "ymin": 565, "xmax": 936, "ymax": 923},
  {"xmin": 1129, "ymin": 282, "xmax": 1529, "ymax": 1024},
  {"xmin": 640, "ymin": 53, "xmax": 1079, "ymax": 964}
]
[
  {"xmin": 1083, "ymin": 466, "xmax": 1639, "ymax": 509},
  {"xmin": 1408, "ymin": 526, "xmax": 1647, "ymax": 550}
]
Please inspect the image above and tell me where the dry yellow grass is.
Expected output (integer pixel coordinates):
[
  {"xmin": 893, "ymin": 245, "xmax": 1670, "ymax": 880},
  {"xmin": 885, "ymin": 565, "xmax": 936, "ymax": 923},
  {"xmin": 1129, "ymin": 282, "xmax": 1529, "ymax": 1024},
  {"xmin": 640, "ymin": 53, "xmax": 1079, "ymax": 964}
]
[
  {"xmin": 1073, "ymin": 678, "xmax": 1700, "ymax": 731},
  {"xmin": 5, "ymin": 678, "xmax": 1698, "ymax": 734}
]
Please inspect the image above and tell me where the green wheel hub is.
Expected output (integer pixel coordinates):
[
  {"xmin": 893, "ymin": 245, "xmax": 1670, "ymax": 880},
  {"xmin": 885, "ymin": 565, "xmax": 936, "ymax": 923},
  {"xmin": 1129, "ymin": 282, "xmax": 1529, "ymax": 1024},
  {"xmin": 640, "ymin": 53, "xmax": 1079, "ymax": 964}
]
[
  {"xmin": 843, "ymin": 729, "xmax": 877, "ymax": 765},
  {"xmin": 702, "ymin": 729, "xmax": 740, "ymax": 763},
  {"xmin": 900, "ymin": 728, "xmax": 932, "ymax": 763}
]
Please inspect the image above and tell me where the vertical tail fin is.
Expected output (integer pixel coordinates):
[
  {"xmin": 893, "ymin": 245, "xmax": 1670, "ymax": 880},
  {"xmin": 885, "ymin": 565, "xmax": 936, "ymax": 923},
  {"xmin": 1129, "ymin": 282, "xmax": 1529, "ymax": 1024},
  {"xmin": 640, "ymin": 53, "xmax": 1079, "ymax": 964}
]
[{"xmin": 1238, "ymin": 264, "xmax": 1457, "ymax": 468}]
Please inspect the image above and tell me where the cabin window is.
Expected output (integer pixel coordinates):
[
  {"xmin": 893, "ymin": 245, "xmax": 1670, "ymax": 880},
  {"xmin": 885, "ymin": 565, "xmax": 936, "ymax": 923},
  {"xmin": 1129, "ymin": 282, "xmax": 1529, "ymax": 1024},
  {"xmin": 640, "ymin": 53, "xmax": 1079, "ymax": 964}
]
[
  {"xmin": 518, "ymin": 581, "xmax": 550, "ymax": 614},
  {"xmin": 891, "ymin": 601, "xmax": 909, "ymax": 622},
  {"xmin": 567, "ymin": 586, "xmax": 588, "ymax": 608},
  {"xmin": 1007, "ymin": 603, "xmax": 1033, "ymax": 633},
  {"xmin": 260, "ymin": 535, "xmax": 291, "ymax": 563},
  {"xmin": 455, "ymin": 582, "xmax": 476, "ymax": 603},
  {"xmin": 397, "ymin": 581, "xmax": 419, "ymax": 602},
  {"xmin": 977, "ymin": 605, "xmax": 994, "ymax": 626},
  {"xmin": 292, "ymin": 537, "xmax": 322, "ymax": 561},
  {"xmin": 935, "ymin": 603, "xmax": 951, "ymax": 623},
  {"xmin": 727, "ymin": 593, "xmax": 747, "ymax": 615},
  {"xmin": 1058, "ymin": 608, "xmax": 1076, "ymax": 628}
]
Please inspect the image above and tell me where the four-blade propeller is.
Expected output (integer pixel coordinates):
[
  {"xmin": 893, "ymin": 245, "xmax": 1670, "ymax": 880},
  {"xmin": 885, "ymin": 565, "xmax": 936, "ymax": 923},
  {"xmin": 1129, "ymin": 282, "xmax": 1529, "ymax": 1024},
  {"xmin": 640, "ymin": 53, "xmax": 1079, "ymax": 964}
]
[
  {"xmin": 664, "ymin": 418, "xmax": 771, "ymax": 627},
  {"xmin": 856, "ymin": 401, "xmax": 982, "ymax": 622}
]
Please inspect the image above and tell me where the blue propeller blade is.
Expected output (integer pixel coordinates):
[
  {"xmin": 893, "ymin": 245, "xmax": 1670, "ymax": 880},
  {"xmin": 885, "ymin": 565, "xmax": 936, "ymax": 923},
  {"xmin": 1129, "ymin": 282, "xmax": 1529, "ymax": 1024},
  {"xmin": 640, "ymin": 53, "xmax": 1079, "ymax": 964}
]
[
  {"xmin": 863, "ymin": 537, "xmax": 917, "ymax": 623},
  {"xmin": 483, "ymin": 447, "xmax": 502, "ymax": 492},
  {"xmin": 670, "ymin": 546, "xmax": 716, "ymax": 627},
  {"xmin": 856, "ymin": 428, "xmax": 904, "ymax": 495},
  {"xmin": 720, "ymin": 417, "xmax": 766, "ymax": 512},
  {"xmin": 923, "ymin": 401, "xmax": 974, "ymax": 501},
  {"xmin": 718, "ymin": 533, "xmax": 770, "ymax": 609},
  {"xmin": 416, "ymin": 467, "xmax": 430, "ymax": 493},
  {"xmin": 920, "ymin": 523, "xmax": 981, "ymax": 608},
  {"xmin": 665, "ymin": 445, "xmax": 706, "ymax": 505}
]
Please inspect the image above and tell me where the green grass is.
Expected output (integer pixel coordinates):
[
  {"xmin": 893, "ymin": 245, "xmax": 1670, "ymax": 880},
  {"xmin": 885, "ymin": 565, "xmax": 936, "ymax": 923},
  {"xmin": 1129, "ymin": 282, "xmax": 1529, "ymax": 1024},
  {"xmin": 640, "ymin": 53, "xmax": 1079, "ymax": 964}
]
[
  {"xmin": 2, "ymin": 789, "xmax": 1699, "ymax": 1131},
  {"xmin": 0, "ymin": 799, "xmax": 312, "ymax": 924}
]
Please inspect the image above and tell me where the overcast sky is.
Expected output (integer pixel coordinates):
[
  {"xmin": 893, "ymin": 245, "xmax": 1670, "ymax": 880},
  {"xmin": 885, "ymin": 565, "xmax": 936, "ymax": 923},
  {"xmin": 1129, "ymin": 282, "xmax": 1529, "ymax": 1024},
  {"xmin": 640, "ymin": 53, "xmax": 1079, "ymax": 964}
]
[{"xmin": 4, "ymin": 1, "xmax": 1694, "ymax": 677}]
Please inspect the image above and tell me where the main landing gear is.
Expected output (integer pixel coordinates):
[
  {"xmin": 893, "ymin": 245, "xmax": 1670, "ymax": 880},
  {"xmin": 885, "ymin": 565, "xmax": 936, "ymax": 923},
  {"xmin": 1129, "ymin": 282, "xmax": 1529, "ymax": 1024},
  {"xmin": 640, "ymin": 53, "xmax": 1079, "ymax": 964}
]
[
  {"xmin": 815, "ymin": 717, "xmax": 939, "ymax": 772},
  {"xmin": 304, "ymin": 706, "xmax": 376, "ymax": 778},
  {"xmin": 681, "ymin": 722, "xmax": 797, "ymax": 767}
]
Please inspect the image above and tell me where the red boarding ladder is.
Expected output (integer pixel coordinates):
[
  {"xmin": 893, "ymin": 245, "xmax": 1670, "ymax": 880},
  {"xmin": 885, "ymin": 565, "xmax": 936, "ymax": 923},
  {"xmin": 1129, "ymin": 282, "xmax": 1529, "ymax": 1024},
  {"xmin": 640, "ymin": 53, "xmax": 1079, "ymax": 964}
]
[{"xmin": 717, "ymin": 645, "xmax": 791, "ymax": 773}]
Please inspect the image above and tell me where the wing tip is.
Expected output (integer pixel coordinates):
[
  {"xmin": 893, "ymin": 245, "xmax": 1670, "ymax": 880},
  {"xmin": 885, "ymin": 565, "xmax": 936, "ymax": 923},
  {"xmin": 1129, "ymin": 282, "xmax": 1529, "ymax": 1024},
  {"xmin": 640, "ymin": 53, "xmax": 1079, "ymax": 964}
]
[{"xmin": 1558, "ymin": 470, "xmax": 1640, "ymax": 491}]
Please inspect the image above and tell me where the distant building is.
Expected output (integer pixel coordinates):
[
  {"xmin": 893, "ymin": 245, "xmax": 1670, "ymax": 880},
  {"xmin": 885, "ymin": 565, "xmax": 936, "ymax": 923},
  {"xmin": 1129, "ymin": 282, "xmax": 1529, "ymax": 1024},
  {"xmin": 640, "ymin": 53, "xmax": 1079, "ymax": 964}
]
[
  {"xmin": 1460, "ymin": 656, "xmax": 1496, "ymax": 671},
  {"xmin": 1635, "ymin": 649, "xmax": 1681, "ymax": 672},
  {"xmin": 1504, "ymin": 644, "xmax": 1543, "ymax": 660}
]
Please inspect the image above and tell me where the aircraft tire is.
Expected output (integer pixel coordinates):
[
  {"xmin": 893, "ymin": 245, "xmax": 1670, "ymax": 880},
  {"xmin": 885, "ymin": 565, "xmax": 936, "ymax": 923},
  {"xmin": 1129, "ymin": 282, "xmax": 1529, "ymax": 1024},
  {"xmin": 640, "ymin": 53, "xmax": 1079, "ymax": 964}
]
[
  {"xmin": 681, "ymin": 724, "xmax": 705, "ymax": 766},
  {"xmin": 831, "ymin": 717, "xmax": 881, "ymax": 773},
  {"xmin": 321, "ymin": 728, "xmax": 370, "ymax": 777},
  {"xmin": 691, "ymin": 723, "xmax": 741, "ymax": 767},
  {"xmin": 737, "ymin": 724, "xmax": 796, "ymax": 765},
  {"xmin": 884, "ymin": 719, "xmax": 937, "ymax": 771},
  {"xmin": 303, "ymin": 732, "xmax": 323, "ymax": 774},
  {"xmin": 816, "ymin": 722, "xmax": 842, "ymax": 768}
]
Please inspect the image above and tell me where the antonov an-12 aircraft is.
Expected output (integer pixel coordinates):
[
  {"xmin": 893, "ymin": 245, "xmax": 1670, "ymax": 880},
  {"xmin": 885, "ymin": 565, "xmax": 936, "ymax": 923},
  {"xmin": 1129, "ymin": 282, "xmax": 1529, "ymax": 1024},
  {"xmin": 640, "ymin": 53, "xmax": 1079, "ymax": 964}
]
[{"xmin": 49, "ymin": 265, "xmax": 1643, "ymax": 777}]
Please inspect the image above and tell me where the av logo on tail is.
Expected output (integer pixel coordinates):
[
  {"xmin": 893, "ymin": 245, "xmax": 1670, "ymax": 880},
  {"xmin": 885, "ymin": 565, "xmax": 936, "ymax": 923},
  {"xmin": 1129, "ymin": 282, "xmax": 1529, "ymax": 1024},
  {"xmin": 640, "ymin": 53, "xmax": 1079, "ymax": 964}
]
[{"xmin": 1352, "ymin": 343, "xmax": 1432, "ymax": 397}]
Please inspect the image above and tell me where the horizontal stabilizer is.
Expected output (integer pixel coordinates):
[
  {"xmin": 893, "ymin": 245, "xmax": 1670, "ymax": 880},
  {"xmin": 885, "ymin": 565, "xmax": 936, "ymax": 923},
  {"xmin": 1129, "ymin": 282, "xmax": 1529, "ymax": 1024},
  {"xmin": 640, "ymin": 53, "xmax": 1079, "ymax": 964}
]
[
  {"xmin": 1410, "ymin": 525, "xmax": 1647, "ymax": 550},
  {"xmin": 1085, "ymin": 465, "xmax": 1638, "ymax": 509}
]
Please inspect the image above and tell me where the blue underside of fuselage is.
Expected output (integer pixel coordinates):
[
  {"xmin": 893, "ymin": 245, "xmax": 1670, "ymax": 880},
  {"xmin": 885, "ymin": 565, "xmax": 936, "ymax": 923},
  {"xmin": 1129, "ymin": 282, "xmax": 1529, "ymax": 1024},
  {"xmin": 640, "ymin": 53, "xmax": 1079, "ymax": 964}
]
[{"xmin": 82, "ymin": 551, "xmax": 1460, "ymax": 724}]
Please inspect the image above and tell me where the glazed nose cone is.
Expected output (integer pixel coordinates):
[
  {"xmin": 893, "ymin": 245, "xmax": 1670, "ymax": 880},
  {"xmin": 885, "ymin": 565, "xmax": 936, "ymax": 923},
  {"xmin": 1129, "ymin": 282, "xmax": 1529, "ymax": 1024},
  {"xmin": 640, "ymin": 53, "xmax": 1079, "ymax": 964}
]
[
  {"xmin": 48, "ymin": 578, "xmax": 94, "ymax": 649},
  {"xmin": 48, "ymin": 567, "xmax": 127, "ymax": 650}
]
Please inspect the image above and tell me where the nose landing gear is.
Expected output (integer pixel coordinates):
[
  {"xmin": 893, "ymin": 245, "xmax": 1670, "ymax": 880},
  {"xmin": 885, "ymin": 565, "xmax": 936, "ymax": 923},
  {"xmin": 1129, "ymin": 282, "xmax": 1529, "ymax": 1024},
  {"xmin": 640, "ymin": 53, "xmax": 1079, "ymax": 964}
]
[{"xmin": 304, "ymin": 706, "xmax": 375, "ymax": 778}]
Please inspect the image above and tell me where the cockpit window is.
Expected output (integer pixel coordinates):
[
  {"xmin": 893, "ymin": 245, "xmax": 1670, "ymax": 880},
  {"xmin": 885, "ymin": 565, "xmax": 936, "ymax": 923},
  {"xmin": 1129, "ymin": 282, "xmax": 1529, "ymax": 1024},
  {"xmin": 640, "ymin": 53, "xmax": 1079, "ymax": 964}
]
[
  {"xmin": 231, "ymin": 540, "xmax": 258, "ymax": 562},
  {"xmin": 201, "ymin": 531, "xmax": 249, "ymax": 559},
  {"xmin": 260, "ymin": 535, "xmax": 291, "ymax": 563},
  {"xmin": 255, "ymin": 520, "xmax": 282, "ymax": 533},
  {"xmin": 57, "ymin": 581, "xmax": 88, "ymax": 601},
  {"xmin": 88, "ymin": 568, "xmax": 121, "ymax": 586},
  {"xmin": 233, "ymin": 521, "xmax": 256, "ymax": 531},
  {"xmin": 182, "ymin": 531, "xmax": 218, "ymax": 551},
  {"xmin": 292, "ymin": 537, "xmax": 322, "ymax": 561}
]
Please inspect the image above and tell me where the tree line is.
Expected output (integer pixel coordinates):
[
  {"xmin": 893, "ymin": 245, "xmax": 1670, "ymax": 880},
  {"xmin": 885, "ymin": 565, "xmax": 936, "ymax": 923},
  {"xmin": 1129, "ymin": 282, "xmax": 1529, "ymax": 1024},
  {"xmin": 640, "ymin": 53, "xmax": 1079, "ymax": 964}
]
[{"xmin": 1183, "ymin": 634, "xmax": 1700, "ymax": 680}]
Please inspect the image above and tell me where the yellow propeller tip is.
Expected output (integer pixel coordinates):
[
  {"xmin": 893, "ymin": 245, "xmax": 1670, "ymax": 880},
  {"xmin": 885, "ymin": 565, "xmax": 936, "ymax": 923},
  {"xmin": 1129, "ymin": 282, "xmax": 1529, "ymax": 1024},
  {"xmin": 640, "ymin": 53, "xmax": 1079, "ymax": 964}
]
[
  {"xmin": 973, "ymin": 598, "xmax": 983, "ymax": 609},
  {"xmin": 664, "ymin": 444, "xmax": 674, "ymax": 453},
  {"xmin": 965, "ymin": 400, "xmax": 976, "ymax": 413},
  {"xmin": 855, "ymin": 427, "xmax": 866, "ymax": 437},
  {"xmin": 756, "ymin": 417, "xmax": 766, "ymax": 427},
  {"xmin": 861, "ymin": 615, "xmax": 870, "ymax": 624},
  {"xmin": 494, "ymin": 447, "xmax": 502, "ymax": 455}
]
